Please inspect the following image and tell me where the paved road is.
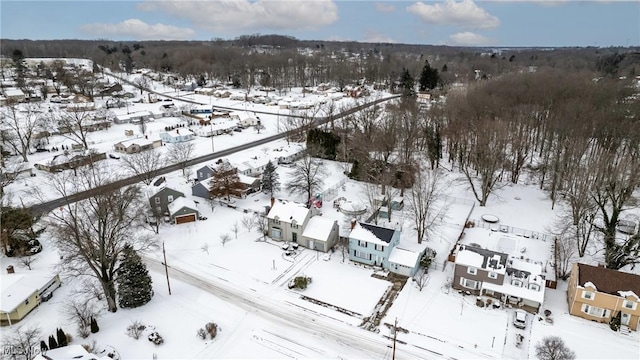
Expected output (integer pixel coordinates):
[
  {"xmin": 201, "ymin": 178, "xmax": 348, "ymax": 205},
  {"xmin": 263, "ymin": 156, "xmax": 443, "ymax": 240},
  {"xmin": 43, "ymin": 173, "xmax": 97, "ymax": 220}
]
[
  {"xmin": 28, "ymin": 86, "xmax": 399, "ymax": 215},
  {"xmin": 144, "ymin": 257, "xmax": 437, "ymax": 359}
]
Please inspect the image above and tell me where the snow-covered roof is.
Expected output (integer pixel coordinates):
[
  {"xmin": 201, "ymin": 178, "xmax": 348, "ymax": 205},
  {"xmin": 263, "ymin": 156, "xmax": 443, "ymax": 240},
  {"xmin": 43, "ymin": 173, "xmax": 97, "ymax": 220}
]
[
  {"xmin": 482, "ymin": 279, "xmax": 545, "ymax": 304},
  {"xmin": 349, "ymin": 222, "xmax": 395, "ymax": 246},
  {"xmin": 4, "ymin": 88, "xmax": 25, "ymax": 97},
  {"xmin": 115, "ymin": 136, "xmax": 158, "ymax": 147},
  {"xmin": 618, "ymin": 290, "xmax": 639, "ymax": 300},
  {"xmin": 0, "ymin": 272, "xmax": 57, "ymax": 313},
  {"xmin": 238, "ymin": 174, "xmax": 259, "ymax": 186},
  {"xmin": 455, "ymin": 249, "xmax": 485, "ymax": 268},
  {"xmin": 302, "ymin": 216, "xmax": 336, "ymax": 241},
  {"xmin": 267, "ymin": 201, "xmax": 310, "ymax": 225},
  {"xmin": 33, "ymin": 344, "xmax": 111, "ymax": 360},
  {"xmin": 168, "ymin": 197, "xmax": 198, "ymax": 215},
  {"xmin": 388, "ymin": 247, "xmax": 421, "ymax": 267}
]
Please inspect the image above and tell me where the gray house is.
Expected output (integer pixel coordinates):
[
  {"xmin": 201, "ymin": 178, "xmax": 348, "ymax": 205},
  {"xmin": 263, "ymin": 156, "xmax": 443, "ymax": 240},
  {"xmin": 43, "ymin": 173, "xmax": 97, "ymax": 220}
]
[
  {"xmin": 168, "ymin": 197, "xmax": 199, "ymax": 224},
  {"xmin": 196, "ymin": 164, "xmax": 215, "ymax": 182},
  {"xmin": 147, "ymin": 185, "xmax": 185, "ymax": 215},
  {"xmin": 349, "ymin": 222, "xmax": 400, "ymax": 269},
  {"xmin": 191, "ymin": 179, "xmax": 211, "ymax": 199},
  {"xmin": 300, "ymin": 216, "xmax": 340, "ymax": 252}
]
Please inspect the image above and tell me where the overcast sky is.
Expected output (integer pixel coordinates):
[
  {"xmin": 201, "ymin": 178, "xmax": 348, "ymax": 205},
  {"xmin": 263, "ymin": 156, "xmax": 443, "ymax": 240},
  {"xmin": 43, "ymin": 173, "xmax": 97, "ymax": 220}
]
[{"xmin": 1, "ymin": 0, "xmax": 638, "ymax": 47}]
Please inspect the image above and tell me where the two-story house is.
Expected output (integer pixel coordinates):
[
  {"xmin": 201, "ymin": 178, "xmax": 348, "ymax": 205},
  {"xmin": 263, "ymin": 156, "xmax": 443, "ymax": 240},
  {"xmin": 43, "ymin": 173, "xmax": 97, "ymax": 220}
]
[
  {"xmin": 348, "ymin": 222, "xmax": 400, "ymax": 269},
  {"xmin": 453, "ymin": 245, "xmax": 546, "ymax": 312},
  {"xmin": 266, "ymin": 201, "xmax": 315, "ymax": 244},
  {"xmin": 567, "ymin": 263, "xmax": 640, "ymax": 332},
  {"xmin": 147, "ymin": 185, "xmax": 185, "ymax": 215}
]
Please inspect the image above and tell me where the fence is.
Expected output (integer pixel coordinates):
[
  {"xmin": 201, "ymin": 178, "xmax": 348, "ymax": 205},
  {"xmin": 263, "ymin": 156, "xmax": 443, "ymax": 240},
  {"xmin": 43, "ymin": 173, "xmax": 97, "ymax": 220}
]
[
  {"xmin": 320, "ymin": 178, "xmax": 347, "ymax": 203},
  {"xmin": 468, "ymin": 219, "xmax": 551, "ymax": 242}
]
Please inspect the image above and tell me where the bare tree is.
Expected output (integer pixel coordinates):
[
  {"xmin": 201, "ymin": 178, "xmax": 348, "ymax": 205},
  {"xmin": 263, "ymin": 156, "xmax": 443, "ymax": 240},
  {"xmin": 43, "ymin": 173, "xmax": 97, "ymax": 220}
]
[
  {"xmin": 166, "ymin": 141, "xmax": 195, "ymax": 179},
  {"xmin": 286, "ymin": 154, "xmax": 326, "ymax": 205},
  {"xmin": 535, "ymin": 336, "xmax": 576, "ymax": 360},
  {"xmin": 43, "ymin": 164, "xmax": 156, "ymax": 312},
  {"xmin": 209, "ymin": 161, "xmax": 244, "ymax": 201},
  {"xmin": 413, "ymin": 268, "xmax": 429, "ymax": 291},
  {"xmin": 51, "ymin": 109, "xmax": 96, "ymax": 150},
  {"xmin": 119, "ymin": 150, "xmax": 166, "ymax": 185},
  {"xmin": 0, "ymin": 102, "xmax": 43, "ymax": 162},
  {"xmin": 201, "ymin": 243, "xmax": 209, "ymax": 255},
  {"xmin": 255, "ymin": 214, "xmax": 268, "ymax": 241},
  {"xmin": 134, "ymin": 76, "xmax": 149, "ymax": 95},
  {"xmin": 220, "ymin": 233, "xmax": 231, "ymax": 247},
  {"xmin": 63, "ymin": 297, "xmax": 100, "ymax": 338},
  {"xmin": 408, "ymin": 166, "xmax": 447, "ymax": 244},
  {"xmin": 1, "ymin": 324, "xmax": 41, "ymax": 360},
  {"xmin": 241, "ymin": 214, "xmax": 257, "ymax": 232},
  {"xmin": 18, "ymin": 254, "xmax": 37, "ymax": 270}
]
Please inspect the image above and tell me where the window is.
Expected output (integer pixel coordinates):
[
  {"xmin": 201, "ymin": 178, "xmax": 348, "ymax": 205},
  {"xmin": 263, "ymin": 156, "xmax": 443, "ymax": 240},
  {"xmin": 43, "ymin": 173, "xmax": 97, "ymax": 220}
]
[
  {"xmin": 272, "ymin": 228, "xmax": 282, "ymax": 239},
  {"xmin": 353, "ymin": 250, "xmax": 368, "ymax": 259},
  {"xmin": 582, "ymin": 291, "xmax": 594, "ymax": 300},
  {"xmin": 582, "ymin": 304, "xmax": 609, "ymax": 318},
  {"xmin": 155, "ymin": 197, "xmax": 160, "ymax": 204},
  {"xmin": 375, "ymin": 244, "xmax": 385, "ymax": 252},
  {"xmin": 156, "ymin": 206, "xmax": 161, "ymax": 213},
  {"xmin": 358, "ymin": 240, "xmax": 368, "ymax": 247},
  {"xmin": 24, "ymin": 299, "xmax": 29, "ymax": 305},
  {"xmin": 488, "ymin": 272, "xmax": 498, "ymax": 279},
  {"xmin": 511, "ymin": 279, "xmax": 523, "ymax": 287},
  {"xmin": 460, "ymin": 278, "xmax": 479, "ymax": 290},
  {"xmin": 273, "ymin": 219, "xmax": 280, "ymax": 225},
  {"xmin": 168, "ymin": 195, "xmax": 174, "ymax": 203},
  {"xmin": 529, "ymin": 283, "xmax": 540, "ymax": 291},
  {"xmin": 467, "ymin": 267, "xmax": 477, "ymax": 275},
  {"xmin": 623, "ymin": 300, "xmax": 637, "ymax": 310}
]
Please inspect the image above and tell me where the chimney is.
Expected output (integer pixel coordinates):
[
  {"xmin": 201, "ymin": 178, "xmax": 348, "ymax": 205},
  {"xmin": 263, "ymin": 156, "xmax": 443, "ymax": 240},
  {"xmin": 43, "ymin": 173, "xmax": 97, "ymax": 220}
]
[
  {"xmin": 176, "ymin": 129, "xmax": 179, "ymax": 134},
  {"xmin": 6, "ymin": 265, "xmax": 15, "ymax": 274},
  {"xmin": 350, "ymin": 219, "xmax": 357, "ymax": 230},
  {"xmin": 270, "ymin": 197, "xmax": 275, "ymax": 208}
]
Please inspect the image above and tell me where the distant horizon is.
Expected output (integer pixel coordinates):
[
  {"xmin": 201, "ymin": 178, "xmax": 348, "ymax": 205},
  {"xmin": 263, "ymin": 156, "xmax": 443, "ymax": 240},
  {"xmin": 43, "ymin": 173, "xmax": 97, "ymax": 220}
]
[{"xmin": 1, "ymin": 1, "xmax": 638, "ymax": 48}]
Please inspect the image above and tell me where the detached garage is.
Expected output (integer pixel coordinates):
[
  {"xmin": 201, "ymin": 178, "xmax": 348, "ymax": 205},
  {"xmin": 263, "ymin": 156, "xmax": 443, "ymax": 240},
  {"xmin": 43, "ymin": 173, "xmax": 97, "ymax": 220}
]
[{"xmin": 168, "ymin": 197, "xmax": 199, "ymax": 224}]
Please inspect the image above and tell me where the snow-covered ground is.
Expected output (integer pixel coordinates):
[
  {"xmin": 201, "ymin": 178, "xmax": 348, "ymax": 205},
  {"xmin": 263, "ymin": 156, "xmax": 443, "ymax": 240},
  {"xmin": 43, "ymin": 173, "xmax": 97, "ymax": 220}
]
[{"xmin": 2, "ymin": 74, "xmax": 639, "ymax": 359}]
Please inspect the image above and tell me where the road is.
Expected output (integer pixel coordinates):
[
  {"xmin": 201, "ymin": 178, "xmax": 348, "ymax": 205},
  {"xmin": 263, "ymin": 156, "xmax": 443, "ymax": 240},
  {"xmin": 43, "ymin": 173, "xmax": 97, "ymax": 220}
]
[
  {"xmin": 144, "ymin": 257, "xmax": 443, "ymax": 359},
  {"xmin": 28, "ymin": 85, "xmax": 399, "ymax": 215}
]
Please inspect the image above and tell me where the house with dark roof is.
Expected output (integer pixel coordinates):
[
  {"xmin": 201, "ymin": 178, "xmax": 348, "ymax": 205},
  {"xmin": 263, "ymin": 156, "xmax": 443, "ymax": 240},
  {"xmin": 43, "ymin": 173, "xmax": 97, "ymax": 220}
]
[
  {"xmin": 452, "ymin": 245, "xmax": 546, "ymax": 312},
  {"xmin": 348, "ymin": 222, "xmax": 400, "ymax": 269},
  {"xmin": 567, "ymin": 263, "xmax": 640, "ymax": 332}
]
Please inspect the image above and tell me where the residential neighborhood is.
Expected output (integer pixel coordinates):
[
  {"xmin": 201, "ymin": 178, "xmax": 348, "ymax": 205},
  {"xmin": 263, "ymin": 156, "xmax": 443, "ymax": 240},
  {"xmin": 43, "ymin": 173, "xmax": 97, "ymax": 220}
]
[{"xmin": 1, "ymin": 19, "xmax": 639, "ymax": 360}]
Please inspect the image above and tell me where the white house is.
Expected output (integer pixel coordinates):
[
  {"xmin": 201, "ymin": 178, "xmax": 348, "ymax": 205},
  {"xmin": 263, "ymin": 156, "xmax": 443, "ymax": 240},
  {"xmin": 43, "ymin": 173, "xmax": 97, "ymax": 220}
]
[
  {"xmin": 160, "ymin": 129, "xmax": 195, "ymax": 143},
  {"xmin": 301, "ymin": 216, "xmax": 340, "ymax": 252},
  {"xmin": 267, "ymin": 201, "xmax": 314, "ymax": 244}
]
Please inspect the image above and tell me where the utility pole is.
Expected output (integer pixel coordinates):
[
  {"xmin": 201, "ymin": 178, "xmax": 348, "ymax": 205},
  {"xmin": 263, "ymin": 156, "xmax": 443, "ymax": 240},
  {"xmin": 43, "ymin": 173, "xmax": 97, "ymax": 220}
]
[
  {"xmin": 162, "ymin": 240, "xmax": 172, "ymax": 295},
  {"xmin": 392, "ymin": 317, "xmax": 398, "ymax": 360}
]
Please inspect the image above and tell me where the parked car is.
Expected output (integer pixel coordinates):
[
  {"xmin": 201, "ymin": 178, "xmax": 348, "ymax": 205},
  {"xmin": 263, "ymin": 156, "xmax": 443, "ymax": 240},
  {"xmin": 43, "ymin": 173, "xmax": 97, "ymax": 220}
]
[
  {"xmin": 513, "ymin": 310, "xmax": 527, "ymax": 329},
  {"xmin": 109, "ymin": 153, "xmax": 121, "ymax": 160}
]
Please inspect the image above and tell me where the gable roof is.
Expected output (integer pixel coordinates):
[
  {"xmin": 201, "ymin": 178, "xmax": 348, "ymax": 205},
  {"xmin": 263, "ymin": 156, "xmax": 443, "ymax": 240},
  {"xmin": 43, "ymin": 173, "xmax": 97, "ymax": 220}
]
[
  {"xmin": 167, "ymin": 197, "xmax": 198, "ymax": 215},
  {"xmin": 266, "ymin": 201, "xmax": 310, "ymax": 225},
  {"xmin": 0, "ymin": 272, "xmax": 56, "ymax": 313},
  {"xmin": 350, "ymin": 222, "xmax": 396, "ymax": 246},
  {"xmin": 358, "ymin": 222, "xmax": 395, "ymax": 243},
  {"xmin": 577, "ymin": 263, "xmax": 640, "ymax": 298},
  {"xmin": 302, "ymin": 216, "xmax": 336, "ymax": 241}
]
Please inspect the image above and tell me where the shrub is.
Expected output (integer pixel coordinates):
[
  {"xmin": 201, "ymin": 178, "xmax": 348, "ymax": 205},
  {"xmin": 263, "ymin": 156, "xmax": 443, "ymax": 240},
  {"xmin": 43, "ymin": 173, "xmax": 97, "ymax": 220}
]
[
  {"xmin": 65, "ymin": 333, "xmax": 73, "ymax": 344},
  {"xmin": 294, "ymin": 276, "xmax": 308, "ymax": 290},
  {"xmin": 78, "ymin": 325, "xmax": 90, "ymax": 339},
  {"xmin": 197, "ymin": 328, "xmax": 207, "ymax": 340},
  {"xmin": 205, "ymin": 322, "xmax": 218, "ymax": 339},
  {"xmin": 126, "ymin": 320, "xmax": 146, "ymax": 340},
  {"xmin": 148, "ymin": 331, "xmax": 164, "ymax": 345},
  {"xmin": 609, "ymin": 311, "xmax": 621, "ymax": 331},
  {"xmin": 90, "ymin": 317, "xmax": 99, "ymax": 333}
]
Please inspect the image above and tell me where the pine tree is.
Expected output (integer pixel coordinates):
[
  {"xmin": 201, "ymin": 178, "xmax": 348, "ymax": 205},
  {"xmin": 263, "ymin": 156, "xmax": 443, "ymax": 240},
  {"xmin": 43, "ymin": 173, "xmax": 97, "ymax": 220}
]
[
  {"xmin": 116, "ymin": 244, "xmax": 153, "ymax": 308},
  {"xmin": 56, "ymin": 328, "xmax": 67, "ymax": 347},
  {"xmin": 419, "ymin": 61, "xmax": 440, "ymax": 91},
  {"xmin": 260, "ymin": 161, "xmax": 280, "ymax": 197},
  {"xmin": 40, "ymin": 340, "xmax": 48, "ymax": 352},
  {"xmin": 90, "ymin": 317, "xmax": 100, "ymax": 333},
  {"xmin": 399, "ymin": 68, "xmax": 415, "ymax": 98},
  {"xmin": 48, "ymin": 335, "xmax": 58, "ymax": 350}
]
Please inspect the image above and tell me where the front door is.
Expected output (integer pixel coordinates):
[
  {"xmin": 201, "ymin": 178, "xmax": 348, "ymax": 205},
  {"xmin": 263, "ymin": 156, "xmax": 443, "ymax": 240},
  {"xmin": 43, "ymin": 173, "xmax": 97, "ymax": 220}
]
[
  {"xmin": 292, "ymin": 233, "xmax": 298, "ymax": 243},
  {"xmin": 621, "ymin": 312, "xmax": 631, "ymax": 326}
]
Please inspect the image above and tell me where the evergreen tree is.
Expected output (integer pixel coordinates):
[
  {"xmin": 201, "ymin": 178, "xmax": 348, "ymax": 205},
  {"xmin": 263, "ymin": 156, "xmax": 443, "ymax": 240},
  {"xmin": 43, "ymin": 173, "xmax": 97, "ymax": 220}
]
[
  {"xmin": 399, "ymin": 68, "xmax": 415, "ymax": 98},
  {"xmin": 419, "ymin": 61, "xmax": 440, "ymax": 91},
  {"xmin": 40, "ymin": 340, "xmax": 48, "ymax": 352},
  {"xmin": 48, "ymin": 335, "xmax": 58, "ymax": 350},
  {"xmin": 90, "ymin": 317, "xmax": 100, "ymax": 333},
  {"xmin": 116, "ymin": 244, "xmax": 153, "ymax": 308},
  {"xmin": 260, "ymin": 160, "xmax": 280, "ymax": 197},
  {"xmin": 56, "ymin": 328, "xmax": 67, "ymax": 347}
]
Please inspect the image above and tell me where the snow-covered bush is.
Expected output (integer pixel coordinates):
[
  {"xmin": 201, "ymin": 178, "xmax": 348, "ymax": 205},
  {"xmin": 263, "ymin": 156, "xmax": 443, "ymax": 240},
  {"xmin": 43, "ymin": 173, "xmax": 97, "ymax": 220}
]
[
  {"xmin": 197, "ymin": 328, "xmax": 207, "ymax": 340},
  {"xmin": 205, "ymin": 322, "xmax": 218, "ymax": 339},
  {"xmin": 126, "ymin": 320, "xmax": 145, "ymax": 340},
  {"xmin": 148, "ymin": 331, "xmax": 164, "ymax": 345}
]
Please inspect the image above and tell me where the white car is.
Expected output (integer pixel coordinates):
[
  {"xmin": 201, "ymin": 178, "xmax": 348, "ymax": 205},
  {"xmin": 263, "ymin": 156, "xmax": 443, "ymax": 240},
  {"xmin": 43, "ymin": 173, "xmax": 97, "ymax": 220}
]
[{"xmin": 513, "ymin": 310, "xmax": 527, "ymax": 329}]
